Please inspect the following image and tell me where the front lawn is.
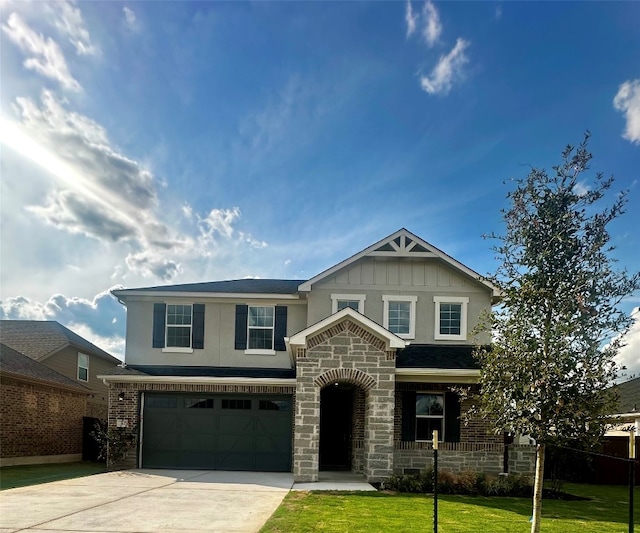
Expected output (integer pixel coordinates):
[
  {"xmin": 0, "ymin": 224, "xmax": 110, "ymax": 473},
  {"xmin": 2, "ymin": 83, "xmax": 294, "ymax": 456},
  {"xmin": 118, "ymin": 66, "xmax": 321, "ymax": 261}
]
[
  {"xmin": 0, "ymin": 461, "xmax": 106, "ymax": 490},
  {"xmin": 260, "ymin": 483, "xmax": 639, "ymax": 533}
]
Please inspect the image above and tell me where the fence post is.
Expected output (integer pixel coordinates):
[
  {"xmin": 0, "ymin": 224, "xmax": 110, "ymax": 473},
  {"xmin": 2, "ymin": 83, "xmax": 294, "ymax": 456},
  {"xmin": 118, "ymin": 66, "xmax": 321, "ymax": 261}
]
[{"xmin": 433, "ymin": 429, "xmax": 438, "ymax": 533}]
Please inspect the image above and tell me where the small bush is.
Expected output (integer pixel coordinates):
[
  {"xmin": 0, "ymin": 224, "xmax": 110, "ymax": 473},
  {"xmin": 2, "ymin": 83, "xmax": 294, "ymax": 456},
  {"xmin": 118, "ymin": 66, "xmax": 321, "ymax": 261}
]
[{"xmin": 383, "ymin": 470, "xmax": 532, "ymax": 497}]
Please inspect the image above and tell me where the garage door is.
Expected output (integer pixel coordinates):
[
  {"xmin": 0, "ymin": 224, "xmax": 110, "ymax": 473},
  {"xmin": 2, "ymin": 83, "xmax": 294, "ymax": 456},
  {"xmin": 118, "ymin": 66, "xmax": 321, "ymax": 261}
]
[{"xmin": 141, "ymin": 393, "xmax": 292, "ymax": 471}]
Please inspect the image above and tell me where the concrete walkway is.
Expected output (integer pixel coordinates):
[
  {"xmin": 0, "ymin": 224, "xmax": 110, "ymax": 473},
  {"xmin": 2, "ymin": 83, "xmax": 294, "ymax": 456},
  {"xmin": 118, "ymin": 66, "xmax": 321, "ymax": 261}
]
[{"xmin": 0, "ymin": 470, "xmax": 294, "ymax": 533}]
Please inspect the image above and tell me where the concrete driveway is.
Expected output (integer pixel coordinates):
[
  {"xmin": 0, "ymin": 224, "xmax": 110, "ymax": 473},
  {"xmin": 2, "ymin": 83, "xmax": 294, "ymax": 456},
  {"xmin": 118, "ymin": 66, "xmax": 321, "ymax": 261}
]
[{"xmin": 0, "ymin": 469, "xmax": 294, "ymax": 533}]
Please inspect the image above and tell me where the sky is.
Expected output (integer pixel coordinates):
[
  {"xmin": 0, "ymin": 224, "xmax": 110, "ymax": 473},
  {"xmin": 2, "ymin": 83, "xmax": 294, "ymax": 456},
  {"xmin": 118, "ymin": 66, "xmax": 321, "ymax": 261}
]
[{"xmin": 1, "ymin": 1, "xmax": 639, "ymax": 376}]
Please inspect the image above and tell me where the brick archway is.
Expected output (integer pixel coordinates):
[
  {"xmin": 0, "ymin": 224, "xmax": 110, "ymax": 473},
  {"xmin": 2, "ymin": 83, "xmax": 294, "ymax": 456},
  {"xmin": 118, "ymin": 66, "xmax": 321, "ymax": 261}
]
[{"xmin": 314, "ymin": 368, "xmax": 376, "ymax": 390}]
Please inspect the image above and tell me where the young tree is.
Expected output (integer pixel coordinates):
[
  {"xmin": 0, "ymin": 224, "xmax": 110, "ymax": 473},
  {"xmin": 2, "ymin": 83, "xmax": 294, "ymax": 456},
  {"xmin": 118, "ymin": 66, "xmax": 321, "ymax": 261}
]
[{"xmin": 474, "ymin": 133, "xmax": 640, "ymax": 533}]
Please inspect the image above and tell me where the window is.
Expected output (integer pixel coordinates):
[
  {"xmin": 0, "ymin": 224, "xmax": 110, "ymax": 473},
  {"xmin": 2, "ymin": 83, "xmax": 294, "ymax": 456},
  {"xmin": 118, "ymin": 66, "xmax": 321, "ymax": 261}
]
[
  {"xmin": 259, "ymin": 399, "xmax": 291, "ymax": 411},
  {"xmin": 77, "ymin": 353, "xmax": 89, "ymax": 381},
  {"xmin": 382, "ymin": 295, "xmax": 417, "ymax": 339},
  {"xmin": 185, "ymin": 398, "xmax": 214, "ymax": 409},
  {"xmin": 331, "ymin": 294, "xmax": 366, "ymax": 314},
  {"xmin": 416, "ymin": 393, "xmax": 444, "ymax": 441},
  {"xmin": 222, "ymin": 399, "xmax": 252, "ymax": 410},
  {"xmin": 146, "ymin": 396, "xmax": 178, "ymax": 408},
  {"xmin": 166, "ymin": 304, "xmax": 193, "ymax": 348},
  {"xmin": 247, "ymin": 306, "xmax": 274, "ymax": 351},
  {"xmin": 433, "ymin": 296, "xmax": 469, "ymax": 340}
]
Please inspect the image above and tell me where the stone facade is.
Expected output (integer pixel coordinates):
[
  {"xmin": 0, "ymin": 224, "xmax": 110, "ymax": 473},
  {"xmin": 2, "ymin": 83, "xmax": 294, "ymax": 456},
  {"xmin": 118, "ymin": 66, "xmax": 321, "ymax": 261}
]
[
  {"xmin": 393, "ymin": 442, "xmax": 536, "ymax": 477},
  {"xmin": 293, "ymin": 320, "xmax": 397, "ymax": 482}
]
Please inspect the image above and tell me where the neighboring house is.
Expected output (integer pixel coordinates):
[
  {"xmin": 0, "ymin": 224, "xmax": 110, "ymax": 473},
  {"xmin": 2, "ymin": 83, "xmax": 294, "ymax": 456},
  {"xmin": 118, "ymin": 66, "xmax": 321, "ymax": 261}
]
[
  {"xmin": 104, "ymin": 229, "xmax": 535, "ymax": 481},
  {"xmin": 0, "ymin": 343, "xmax": 89, "ymax": 466},
  {"xmin": 0, "ymin": 320, "xmax": 121, "ymax": 419},
  {"xmin": 607, "ymin": 376, "xmax": 640, "ymax": 437}
]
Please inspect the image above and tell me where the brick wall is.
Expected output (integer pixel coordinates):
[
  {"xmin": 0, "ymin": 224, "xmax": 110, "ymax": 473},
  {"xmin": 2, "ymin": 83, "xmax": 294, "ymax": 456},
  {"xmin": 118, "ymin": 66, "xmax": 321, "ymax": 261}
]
[{"xmin": 0, "ymin": 376, "xmax": 86, "ymax": 459}]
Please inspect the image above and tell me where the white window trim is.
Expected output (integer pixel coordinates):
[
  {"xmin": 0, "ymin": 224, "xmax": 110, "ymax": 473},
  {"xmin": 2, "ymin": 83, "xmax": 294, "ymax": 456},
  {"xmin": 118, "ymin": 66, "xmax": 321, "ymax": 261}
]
[
  {"xmin": 77, "ymin": 353, "xmax": 89, "ymax": 382},
  {"xmin": 415, "ymin": 391, "xmax": 445, "ymax": 442},
  {"xmin": 331, "ymin": 294, "xmax": 366, "ymax": 314},
  {"xmin": 246, "ymin": 305, "xmax": 275, "ymax": 354},
  {"xmin": 165, "ymin": 303, "xmax": 193, "ymax": 349},
  {"xmin": 433, "ymin": 296, "xmax": 469, "ymax": 341},
  {"xmin": 382, "ymin": 295, "xmax": 417, "ymax": 339}
]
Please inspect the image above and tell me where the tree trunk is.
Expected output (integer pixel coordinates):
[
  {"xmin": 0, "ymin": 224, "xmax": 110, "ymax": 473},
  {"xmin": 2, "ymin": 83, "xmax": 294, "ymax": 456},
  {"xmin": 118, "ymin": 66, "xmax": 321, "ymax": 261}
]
[{"xmin": 531, "ymin": 443, "xmax": 545, "ymax": 533}]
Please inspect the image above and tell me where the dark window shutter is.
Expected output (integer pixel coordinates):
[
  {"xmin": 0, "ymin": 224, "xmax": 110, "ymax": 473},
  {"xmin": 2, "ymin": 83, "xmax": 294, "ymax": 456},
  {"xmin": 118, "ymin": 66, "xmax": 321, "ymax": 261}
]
[
  {"xmin": 274, "ymin": 306, "xmax": 287, "ymax": 351},
  {"xmin": 152, "ymin": 303, "xmax": 166, "ymax": 348},
  {"xmin": 192, "ymin": 304, "xmax": 205, "ymax": 349},
  {"xmin": 444, "ymin": 391, "xmax": 461, "ymax": 443},
  {"xmin": 235, "ymin": 304, "xmax": 248, "ymax": 350},
  {"xmin": 401, "ymin": 391, "xmax": 417, "ymax": 441}
]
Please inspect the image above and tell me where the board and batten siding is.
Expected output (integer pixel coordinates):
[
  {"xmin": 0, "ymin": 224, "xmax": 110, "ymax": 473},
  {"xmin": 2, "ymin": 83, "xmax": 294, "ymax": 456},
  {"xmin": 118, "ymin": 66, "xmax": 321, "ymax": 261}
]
[
  {"xmin": 124, "ymin": 299, "xmax": 306, "ymax": 368},
  {"xmin": 306, "ymin": 257, "xmax": 492, "ymax": 345}
]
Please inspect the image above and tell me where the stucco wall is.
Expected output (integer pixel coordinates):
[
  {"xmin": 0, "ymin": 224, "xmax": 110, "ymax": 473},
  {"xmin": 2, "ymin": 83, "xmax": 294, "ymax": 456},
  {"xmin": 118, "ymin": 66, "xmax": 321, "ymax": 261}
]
[{"xmin": 123, "ymin": 299, "xmax": 306, "ymax": 368}]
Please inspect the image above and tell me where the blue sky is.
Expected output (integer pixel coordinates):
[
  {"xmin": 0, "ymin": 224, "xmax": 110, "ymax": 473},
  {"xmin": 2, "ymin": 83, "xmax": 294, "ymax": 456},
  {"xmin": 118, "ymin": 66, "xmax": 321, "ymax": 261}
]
[{"xmin": 1, "ymin": 1, "xmax": 638, "ymax": 373}]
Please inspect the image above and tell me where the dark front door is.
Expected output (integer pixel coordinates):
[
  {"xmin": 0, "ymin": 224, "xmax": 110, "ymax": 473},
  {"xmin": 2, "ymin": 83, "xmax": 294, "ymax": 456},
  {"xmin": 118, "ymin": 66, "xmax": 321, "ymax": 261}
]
[{"xmin": 319, "ymin": 385, "xmax": 354, "ymax": 470}]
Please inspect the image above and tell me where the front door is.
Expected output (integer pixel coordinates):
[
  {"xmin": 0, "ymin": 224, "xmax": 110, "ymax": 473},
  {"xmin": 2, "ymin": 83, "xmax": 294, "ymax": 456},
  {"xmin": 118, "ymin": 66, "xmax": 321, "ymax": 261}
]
[{"xmin": 319, "ymin": 385, "xmax": 354, "ymax": 470}]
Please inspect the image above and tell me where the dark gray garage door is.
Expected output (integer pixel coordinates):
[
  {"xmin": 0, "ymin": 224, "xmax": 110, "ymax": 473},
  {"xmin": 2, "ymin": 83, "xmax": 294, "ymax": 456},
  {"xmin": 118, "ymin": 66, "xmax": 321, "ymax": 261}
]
[{"xmin": 142, "ymin": 393, "xmax": 292, "ymax": 471}]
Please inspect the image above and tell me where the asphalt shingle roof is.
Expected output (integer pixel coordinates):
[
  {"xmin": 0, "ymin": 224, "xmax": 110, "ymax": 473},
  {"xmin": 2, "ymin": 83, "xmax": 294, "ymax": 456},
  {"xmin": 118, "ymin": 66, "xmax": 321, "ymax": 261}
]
[
  {"xmin": 115, "ymin": 279, "xmax": 304, "ymax": 295},
  {"xmin": 126, "ymin": 365, "xmax": 296, "ymax": 379},
  {"xmin": 0, "ymin": 343, "xmax": 89, "ymax": 392},
  {"xmin": 612, "ymin": 377, "xmax": 640, "ymax": 414},
  {"xmin": 0, "ymin": 320, "xmax": 119, "ymax": 363},
  {"xmin": 395, "ymin": 344, "xmax": 480, "ymax": 369}
]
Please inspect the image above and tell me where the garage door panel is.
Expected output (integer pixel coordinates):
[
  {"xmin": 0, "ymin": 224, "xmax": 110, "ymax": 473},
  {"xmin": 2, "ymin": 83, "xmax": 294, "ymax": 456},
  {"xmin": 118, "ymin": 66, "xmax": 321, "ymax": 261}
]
[{"xmin": 142, "ymin": 393, "xmax": 292, "ymax": 471}]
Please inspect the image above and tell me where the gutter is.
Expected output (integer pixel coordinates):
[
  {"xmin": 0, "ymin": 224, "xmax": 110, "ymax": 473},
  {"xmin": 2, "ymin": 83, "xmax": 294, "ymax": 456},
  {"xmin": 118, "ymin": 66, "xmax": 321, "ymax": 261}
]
[{"xmin": 98, "ymin": 374, "xmax": 296, "ymax": 387}]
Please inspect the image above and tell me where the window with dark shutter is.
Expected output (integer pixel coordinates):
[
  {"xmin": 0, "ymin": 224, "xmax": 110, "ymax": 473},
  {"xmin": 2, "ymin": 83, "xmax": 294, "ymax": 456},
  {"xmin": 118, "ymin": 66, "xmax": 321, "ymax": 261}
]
[
  {"xmin": 152, "ymin": 303, "xmax": 166, "ymax": 348},
  {"xmin": 444, "ymin": 391, "xmax": 461, "ymax": 443},
  {"xmin": 192, "ymin": 304, "xmax": 205, "ymax": 349},
  {"xmin": 274, "ymin": 306, "xmax": 287, "ymax": 351},
  {"xmin": 235, "ymin": 304, "xmax": 248, "ymax": 350}
]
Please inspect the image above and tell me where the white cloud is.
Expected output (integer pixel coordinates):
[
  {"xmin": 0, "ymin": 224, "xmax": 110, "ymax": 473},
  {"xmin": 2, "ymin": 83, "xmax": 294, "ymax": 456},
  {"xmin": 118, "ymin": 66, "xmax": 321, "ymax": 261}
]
[
  {"xmin": 405, "ymin": 2, "xmax": 418, "ymax": 38},
  {"xmin": 495, "ymin": 6, "xmax": 503, "ymax": 21},
  {"xmin": 573, "ymin": 181, "xmax": 590, "ymax": 197},
  {"xmin": 0, "ymin": 288, "xmax": 126, "ymax": 358},
  {"xmin": 420, "ymin": 38, "xmax": 470, "ymax": 95},
  {"xmin": 422, "ymin": 0, "xmax": 442, "ymax": 47},
  {"xmin": 613, "ymin": 79, "xmax": 640, "ymax": 144},
  {"xmin": 615, "ymin": 307, "xmax": 640, "ymax": 380},
  {"xmin": 122, "ymin": 7, "xmax": 140, "ymax": 31},
  {"xmin": 47, "ymin": 0, "xmax": 97, "ymax": 56},
  {"xmin": 2, "ymin": 12, "xmax": 81, "ymax": 91}
]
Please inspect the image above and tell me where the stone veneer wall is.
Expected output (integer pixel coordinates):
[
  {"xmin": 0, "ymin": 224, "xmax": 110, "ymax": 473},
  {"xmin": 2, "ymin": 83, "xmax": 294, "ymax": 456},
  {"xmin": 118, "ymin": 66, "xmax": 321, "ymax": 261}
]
[
  {"xmin": 393, "ymin": 443, "xmax": 536, "ymax": 477},
  {"xmin": 294, "ymin": 320, "xmax": 396, "ymax": 482},
  {"xmin": 107, "ymin": 381, "xmax": 295, "ymax": 470}
]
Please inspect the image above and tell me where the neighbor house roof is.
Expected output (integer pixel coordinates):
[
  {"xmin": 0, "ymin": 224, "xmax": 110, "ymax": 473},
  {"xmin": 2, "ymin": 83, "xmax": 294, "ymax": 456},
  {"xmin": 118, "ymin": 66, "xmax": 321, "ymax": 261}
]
[
  {"xmin": 612, "ymin": 377, "xmax": 640, "ymax": 414},
  {"xmin": 0, "ymin": 343, "xmax": 89, "ymax": 393},
  {"xmin": 0, "ymin": 320, "xmax": 119, "ymax": 363},
  {"xmin": 112, "ymin": 279, "xmax": 303, "ymax": 300}
]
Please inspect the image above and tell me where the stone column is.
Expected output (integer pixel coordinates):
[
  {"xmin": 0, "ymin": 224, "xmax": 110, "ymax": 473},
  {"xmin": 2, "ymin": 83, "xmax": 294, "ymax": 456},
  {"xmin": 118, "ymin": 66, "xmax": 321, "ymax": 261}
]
[{"xmin": 293, "ymin": 360, "xmax": 321, "ymax": 482}]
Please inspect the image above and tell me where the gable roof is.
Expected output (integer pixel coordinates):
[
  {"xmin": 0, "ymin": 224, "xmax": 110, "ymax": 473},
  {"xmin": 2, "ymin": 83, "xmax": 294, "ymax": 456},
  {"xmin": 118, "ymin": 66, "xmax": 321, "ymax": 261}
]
[
  {"xmin": 0, "ymin": 320, "xmax": 119, "ymax": 364},
  {"xmin": 612, "ymin": 377, "xmax": 640, "ymax": 414},
  {"xmin": 112, "ymin": 279, "xmax": 303, "ymax": 300},
  {"xmin": 0, "ymin": 343, "xmax": 89, "ymax": 393},
  {"xmin": 286, "ymin": 306, "xmax": 408, "ymax": 351},
  {"xmin": 297, "ymin": 228, "xmax": 500, "ymax": 301}
]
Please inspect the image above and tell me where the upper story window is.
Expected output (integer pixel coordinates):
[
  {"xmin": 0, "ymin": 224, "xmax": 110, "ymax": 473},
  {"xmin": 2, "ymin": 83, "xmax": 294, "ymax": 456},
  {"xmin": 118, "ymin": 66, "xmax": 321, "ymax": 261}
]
[
  {"xmin": 382, "ymin": 295, "xmax": 417, "ymax": 339},
  {"xmin": 416, "ymin": 392, "xmax": 444, "ymax": 441},
  {"xmin": 248, "ymin": 306, "xmax": 274, "ymax": 351},
  {"xmin": 331, "ymin": 294, "xmax": 366, "ymax": 314},
  {"xmin": 166, "ymin": 304, "xmax": 192, "ymax": 348},
  {"xmin": 77, "ymin": 353, "xmax": 89, "ymax": 381},
  {"xmin": 433, "ymin": 296, "xmax": 469, "ymax": 340}
]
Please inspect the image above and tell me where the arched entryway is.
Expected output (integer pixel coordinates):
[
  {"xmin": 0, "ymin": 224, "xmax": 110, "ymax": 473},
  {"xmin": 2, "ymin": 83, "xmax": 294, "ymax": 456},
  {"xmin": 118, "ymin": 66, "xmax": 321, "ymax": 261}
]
[{"xmin": 319, "ymin": 383, "xmax": 366, "ymax": 472}]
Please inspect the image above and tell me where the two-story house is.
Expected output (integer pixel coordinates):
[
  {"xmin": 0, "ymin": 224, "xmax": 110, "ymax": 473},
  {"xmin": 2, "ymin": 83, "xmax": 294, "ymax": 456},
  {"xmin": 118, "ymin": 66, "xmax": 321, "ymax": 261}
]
[
  {"xmin": 103, "ymin": 229, "xmax": 534, "ymax": 482},
  {"xmin": 1, "ymin": 320, "xmax": 121, "ymax": 420}
]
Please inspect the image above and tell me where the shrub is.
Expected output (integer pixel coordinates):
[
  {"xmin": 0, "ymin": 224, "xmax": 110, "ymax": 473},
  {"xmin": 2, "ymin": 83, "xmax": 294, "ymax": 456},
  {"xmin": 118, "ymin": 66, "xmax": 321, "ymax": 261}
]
[{"xmin": 384, "ymin": 470, "xmax": 532, "ymax": 497}]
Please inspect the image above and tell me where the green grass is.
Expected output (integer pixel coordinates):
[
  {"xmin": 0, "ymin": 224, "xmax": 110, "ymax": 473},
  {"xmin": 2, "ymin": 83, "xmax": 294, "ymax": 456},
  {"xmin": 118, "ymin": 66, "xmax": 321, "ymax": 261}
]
[
  {"xmin": 260, "ymin": 483, "xmax": 640, "ymax": 533},
  {"xmin": 0, "ymin": 461, "xmax": 106, "ymax": 490}
]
